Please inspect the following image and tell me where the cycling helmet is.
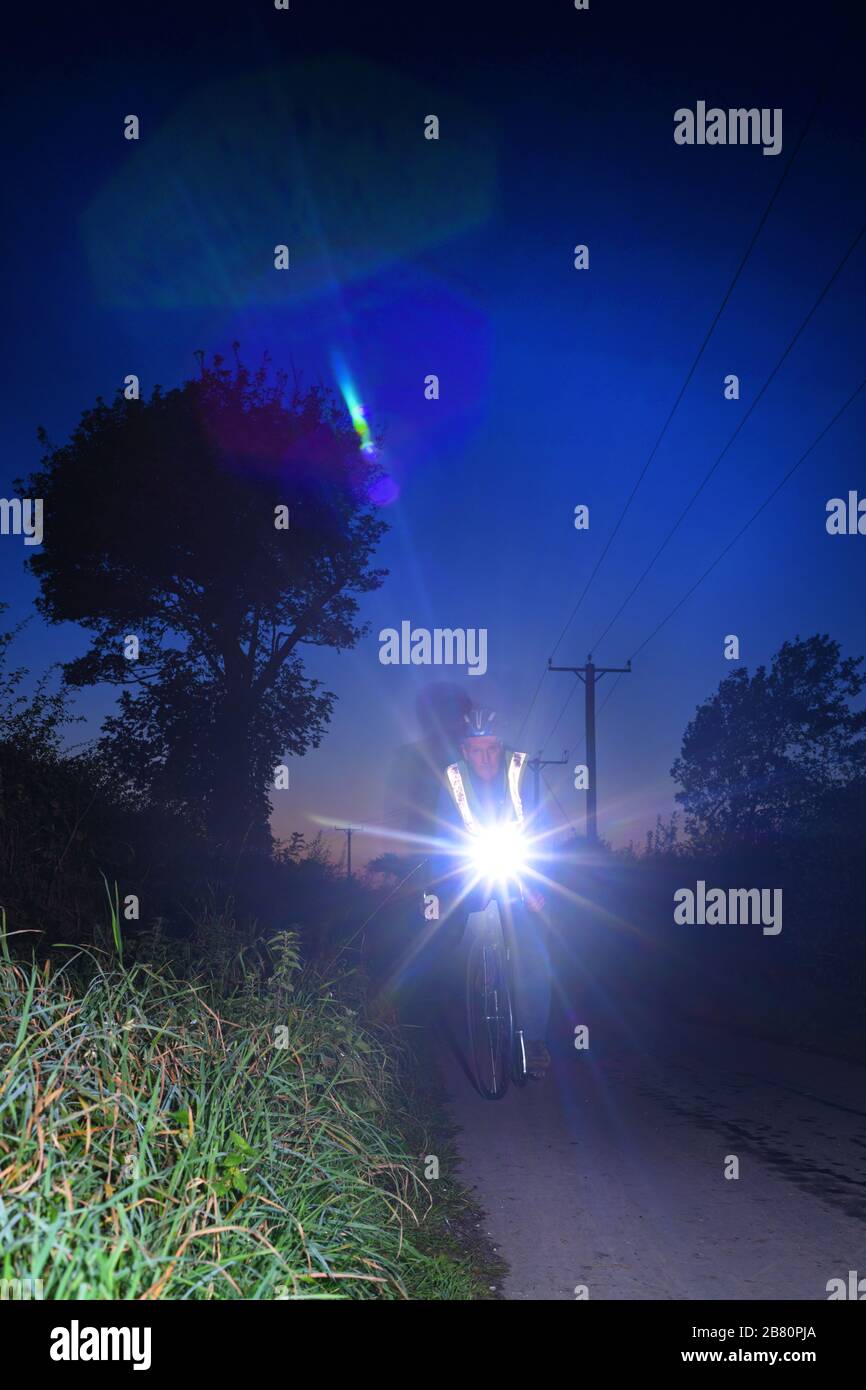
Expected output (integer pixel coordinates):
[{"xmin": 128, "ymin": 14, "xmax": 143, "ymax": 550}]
[{"xmin": 463, "ymin": 708, "xmax": 498, "ymax": 738}]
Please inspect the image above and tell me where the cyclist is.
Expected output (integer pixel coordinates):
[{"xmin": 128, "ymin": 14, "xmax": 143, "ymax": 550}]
[{"xmin": 432, "ymin": 708, "xmax": 553, "ymax": 1079}]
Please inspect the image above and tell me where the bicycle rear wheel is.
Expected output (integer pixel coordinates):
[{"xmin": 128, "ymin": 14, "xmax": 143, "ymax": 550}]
[{"xmin": 465, "ymin": 908, "xmax": 513, "ymax": 1100}]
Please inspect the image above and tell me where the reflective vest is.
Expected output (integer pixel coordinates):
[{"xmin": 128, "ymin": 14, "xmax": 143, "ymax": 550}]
[{"xmin": 445, "ymin": 750, "xmax": 527, "ymax": 834}]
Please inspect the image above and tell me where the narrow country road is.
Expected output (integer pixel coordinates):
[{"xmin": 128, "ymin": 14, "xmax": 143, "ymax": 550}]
[{"xmin": 437, "ymin": 1012, "xmax": 866, "ymax": 1300}]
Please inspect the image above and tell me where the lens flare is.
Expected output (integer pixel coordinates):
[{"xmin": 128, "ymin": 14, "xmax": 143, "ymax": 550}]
[{"xmin": 332, "ymin": 350, "xmax": 377, "ymax": 456}]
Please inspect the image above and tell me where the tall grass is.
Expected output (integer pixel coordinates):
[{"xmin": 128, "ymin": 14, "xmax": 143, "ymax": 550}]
[{"xmin": 0, "ymin": 923, "xmax": 474, "ymax": 1300}]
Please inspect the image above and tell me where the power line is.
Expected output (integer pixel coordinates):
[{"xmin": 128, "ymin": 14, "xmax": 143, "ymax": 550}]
[
  {"xmin": 517, "ymin": 664, "xmax": 549, "ymax": 745},
  {"xmin": 515, "ymin": 71, "xmax": 831, "ymax": 748},
  {"xmin": 540, "ymin": 217, "xmax": 864, "ymax": 755},
  {"xmin": 543, "ymin": 679, "xmax": 579, "ymax": 748},
  {"xmin": 545, "ymin": 373, "xmax": 866, "ymax": 817},
  {"xmin": 546, "ymin": 90, "xmax": 827, "ymax": 658},
  {"xmin": 553, "ymin": 219, "xmax": 866, "ymax": 752},
  {"xmin": 589, "ymin": 217, "xmax": 866, "ymax": 655},
  {"xmin": 540, "ymin": 767, "xmax": 582, "ymax": 842},
  {"xmin": 627, "ymin": 372, "xmax": 866, "ymax": 663}
]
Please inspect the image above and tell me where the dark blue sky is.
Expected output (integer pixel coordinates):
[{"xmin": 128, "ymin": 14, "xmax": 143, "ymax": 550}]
[{"xmin": 2, "ymin": 0, "xmax": 864, "ymax": 858}]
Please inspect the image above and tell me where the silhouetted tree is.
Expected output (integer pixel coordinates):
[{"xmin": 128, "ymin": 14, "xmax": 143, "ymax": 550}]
[
  {"xmin": 672, "ymin": 635, "xmax": 866, "ymax": 850},
  {"xmin": 22, "ymin": 353, "xmax": 388, "ymax": 859}
]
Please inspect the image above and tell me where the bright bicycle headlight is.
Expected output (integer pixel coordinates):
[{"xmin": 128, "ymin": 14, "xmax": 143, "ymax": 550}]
[{"xmin": 469, "ymin": 823, "xmax": 527, "ymax": 883}]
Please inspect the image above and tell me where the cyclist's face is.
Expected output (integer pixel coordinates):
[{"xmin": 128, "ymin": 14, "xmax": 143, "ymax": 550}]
[{"xmin": 462, "ymin": 737, "xmax": 503, "ymax": 781}]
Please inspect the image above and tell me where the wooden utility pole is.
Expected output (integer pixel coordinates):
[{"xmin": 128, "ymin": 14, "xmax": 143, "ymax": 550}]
[
  {"xmin": 333, "ymin": 825, "xmax": 355, "ymax": 879},
  {"xmin": 526, "ymin": 751, "xmax": 568, "ymax": 812},
  {"xmin": 547, "ymin": 655, "xmax": 631, "ymax": 843}
]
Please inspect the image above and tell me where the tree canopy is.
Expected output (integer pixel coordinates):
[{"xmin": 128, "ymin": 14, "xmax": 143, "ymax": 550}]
[
  {"xmin": 671, "ymin": 634, "xmax": 866, "ymax": 849},
  {"xmin": 23, "ymin": 353, "xmax": 388, "ymax": 854}
]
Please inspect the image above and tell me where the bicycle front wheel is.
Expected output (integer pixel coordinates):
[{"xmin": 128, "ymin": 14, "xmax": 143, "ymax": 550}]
[{"xmin": 465, "ymin": 913, "xmax": 513, "ymax": 1100}]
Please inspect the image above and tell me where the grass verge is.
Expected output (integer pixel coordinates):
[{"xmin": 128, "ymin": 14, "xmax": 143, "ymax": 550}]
[{"xmin": 0, "ymin": 930, "xmax": 491, "ymax": 1300}]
